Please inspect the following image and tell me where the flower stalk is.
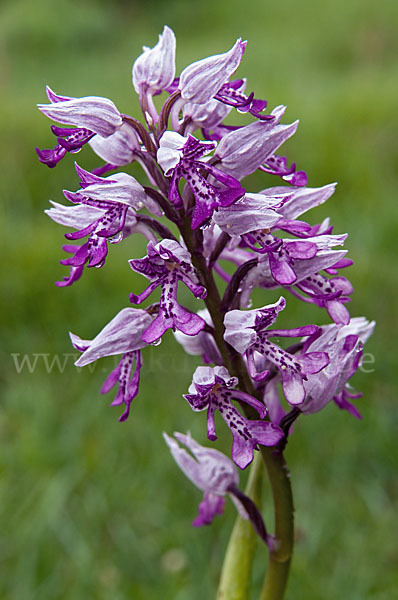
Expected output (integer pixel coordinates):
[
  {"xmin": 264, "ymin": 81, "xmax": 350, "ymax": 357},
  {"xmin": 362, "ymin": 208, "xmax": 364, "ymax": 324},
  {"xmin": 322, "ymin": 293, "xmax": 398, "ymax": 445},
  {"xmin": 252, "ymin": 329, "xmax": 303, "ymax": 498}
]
[{"xmin": 259, "ymin": 447, "xmax": 294, "ymax": 600}]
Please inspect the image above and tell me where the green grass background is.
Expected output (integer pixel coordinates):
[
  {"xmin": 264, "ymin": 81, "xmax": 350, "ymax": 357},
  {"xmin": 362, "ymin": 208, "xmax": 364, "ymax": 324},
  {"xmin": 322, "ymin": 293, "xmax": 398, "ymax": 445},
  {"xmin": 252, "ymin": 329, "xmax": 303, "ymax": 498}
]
[{"xmin": 1, "ymin": 0, "xmax": 397, "ymax": 598}]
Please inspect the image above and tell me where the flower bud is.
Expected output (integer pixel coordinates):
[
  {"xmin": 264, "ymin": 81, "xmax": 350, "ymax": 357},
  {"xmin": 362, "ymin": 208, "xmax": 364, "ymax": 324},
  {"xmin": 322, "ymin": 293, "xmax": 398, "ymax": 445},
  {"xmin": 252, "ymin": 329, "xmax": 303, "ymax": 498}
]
[{"xmin": 132, "ymin": 25, "xmax": 176, "ymax": 94}]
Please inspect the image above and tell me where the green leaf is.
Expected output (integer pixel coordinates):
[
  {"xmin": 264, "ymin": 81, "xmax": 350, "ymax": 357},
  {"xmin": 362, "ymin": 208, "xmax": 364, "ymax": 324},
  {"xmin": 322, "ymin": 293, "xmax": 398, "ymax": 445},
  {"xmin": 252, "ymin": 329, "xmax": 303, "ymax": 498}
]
[{"xmin": 217, "ymin": 452, "xmax": 263, "ymax": 600}]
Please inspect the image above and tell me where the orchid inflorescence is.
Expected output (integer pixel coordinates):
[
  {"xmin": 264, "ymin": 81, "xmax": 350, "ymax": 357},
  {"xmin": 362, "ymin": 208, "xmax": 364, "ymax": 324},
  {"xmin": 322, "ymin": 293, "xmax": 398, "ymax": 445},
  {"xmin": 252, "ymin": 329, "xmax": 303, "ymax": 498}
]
[{"xmin": 37, "ymin": 26, "xmax": 374, "ymax": 559}]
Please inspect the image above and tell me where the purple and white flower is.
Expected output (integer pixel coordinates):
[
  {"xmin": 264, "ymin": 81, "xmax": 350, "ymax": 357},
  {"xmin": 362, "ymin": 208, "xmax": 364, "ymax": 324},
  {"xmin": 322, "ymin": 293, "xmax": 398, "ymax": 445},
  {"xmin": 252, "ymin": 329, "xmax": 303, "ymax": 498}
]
[
  {"xmin": 129, "ymin": 239, "xmax": 207, "ymax": 343},
  {"xmin": 133, "ymin": 25, "xmax": 176, "ymax": 97},
  {"xmin": 157, "ymin": 132, "xmax": 245, "ymax": 228},
  {"xmin": 241, "ymin": 233, "xmax": 348, "ymax": 287},
  {"xmin": 164, "ymin": 432, "xmax": 272, "ymax": 544},
  {"xmin": 46, "ymin": 199, "xmax": 156, "ymax": 287},
  {"xmin": 132, "ymin": 26, "xmax": 176, "ymax": 124},
  {"xmin": 234, "ymin": 242, "xmax": 352, "ymax": 322},
  {"xmin": 164, "ymin": 431, "xmax": 240, "ymax": 526},
  {"xmin": 36, "ymin": 86, "xmax": 123, "ymax": 167},
  {"xmin": 184, "ymin": 366, "xmax": 283, "ymax": 469},
  {"xmin": 299, "ymin": 317, "xmax": 375, "ymax": 416},
  {"xmin": 47, "ymin": 164, "xmax": 151, "ymax": 282},
  {"xmin": 224, "ymin": 298, "xmax": 330, "ymax": 405},
  {"xmin": 71, "ymin": 308, "xmax": 154, "ymax": 421}
]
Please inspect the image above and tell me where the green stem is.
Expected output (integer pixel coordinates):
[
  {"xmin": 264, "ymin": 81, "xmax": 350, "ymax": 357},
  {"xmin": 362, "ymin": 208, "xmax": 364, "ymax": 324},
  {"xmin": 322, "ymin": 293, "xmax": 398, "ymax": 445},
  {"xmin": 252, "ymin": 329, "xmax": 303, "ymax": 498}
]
[
  {"xmin": 258, "ymin": 447, "xmax": 294, "ymax": 600},
  {"xmin": 178, "ymin": 220, "xmax": 232, "ymax": 370}
]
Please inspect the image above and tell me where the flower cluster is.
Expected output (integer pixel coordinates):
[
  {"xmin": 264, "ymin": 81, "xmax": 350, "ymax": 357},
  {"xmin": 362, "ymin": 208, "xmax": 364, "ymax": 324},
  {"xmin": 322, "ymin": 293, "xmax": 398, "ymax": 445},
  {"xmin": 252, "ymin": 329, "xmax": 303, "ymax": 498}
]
[{"xmin": 37, "ymin": 26, "xmax": 374, "ymax": 539}]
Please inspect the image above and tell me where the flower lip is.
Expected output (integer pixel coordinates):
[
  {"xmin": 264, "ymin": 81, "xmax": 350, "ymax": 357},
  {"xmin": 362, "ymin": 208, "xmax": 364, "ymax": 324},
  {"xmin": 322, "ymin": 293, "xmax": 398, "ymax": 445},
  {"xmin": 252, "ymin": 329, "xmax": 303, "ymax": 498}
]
[{"xmin": 254, "ymin": 302, "xmax": 286, "ymax": 331}]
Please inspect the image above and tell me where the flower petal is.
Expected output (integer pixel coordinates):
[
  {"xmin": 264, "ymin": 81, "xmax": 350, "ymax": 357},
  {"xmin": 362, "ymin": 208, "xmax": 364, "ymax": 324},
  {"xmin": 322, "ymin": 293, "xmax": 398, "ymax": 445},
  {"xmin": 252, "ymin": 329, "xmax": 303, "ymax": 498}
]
[
  {"xmin": 179, "ymin": 39, "xmax": 246, "ymax": 104},
  {"xmin": 73, "ymin": 308, "xmax": 152, "ymax": 366},
  {"xmin": 132, "ymin": 26, "xmax": 176, "ymax": 94},
  {"xmin": 38, "ymin": 95, "xmax": 122, "ymax": 137}
]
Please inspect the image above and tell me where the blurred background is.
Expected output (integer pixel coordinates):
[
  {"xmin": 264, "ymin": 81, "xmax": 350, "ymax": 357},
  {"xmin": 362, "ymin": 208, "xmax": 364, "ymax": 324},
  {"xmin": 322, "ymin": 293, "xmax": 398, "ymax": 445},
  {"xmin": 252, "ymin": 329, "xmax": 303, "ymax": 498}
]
[{"xmin": 1, "ymin": 0, "xmax": 397, "ymax": 598}]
